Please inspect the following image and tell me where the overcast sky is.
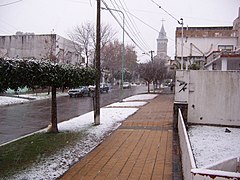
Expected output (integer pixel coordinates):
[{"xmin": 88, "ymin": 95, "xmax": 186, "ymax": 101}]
[{"xmin": 0, "ymin": 0, "xmax": 239, "ymax": 62}]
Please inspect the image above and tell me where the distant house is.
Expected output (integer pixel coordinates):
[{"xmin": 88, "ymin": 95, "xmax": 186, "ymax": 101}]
[
  {"xmin": 0, "ymin": 33, "xmax": 83, "ymax": 65},
  {"xmin": 175, "ymin": 7, "xmax": 240, "ymax": 70},
  {"xmin": 205, "ymin": 50, "xmax": 240, "ymax": 70}
]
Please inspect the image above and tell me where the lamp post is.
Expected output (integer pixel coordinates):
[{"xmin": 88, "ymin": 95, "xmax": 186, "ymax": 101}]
[
  {"xmin": 101, "ymin": 7, "xmax": 125, "ymax": 102},
  {"xmin": 180, "ymin": 18, "xmax": 184, "ymax": 70}
]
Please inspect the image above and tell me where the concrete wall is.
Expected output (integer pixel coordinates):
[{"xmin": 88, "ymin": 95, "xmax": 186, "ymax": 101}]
[
  {"xmin": 178, "ymin": 108, "xmax": 240, "ymax": 180},
  {"xmin": 188, "ymin": 71, "xmax": 240, "ymax": 126},
  {"xmin": 174, "ymin": 71, "xmax": 189, "ymax": 103},
  {"xmin": 191, "ymin": 168, "xmax": 240, "ymax": 180},
  {"xmin": 0, "ymin": 34, "xmax": 81, "ymax": 65},
  {"xmin": 0, "ymin": 34, "xmax": 56, "ymax": 59},
  {"xmin": 56, "ymin": 35, "xmax": 81, "ymax": 64},
  {"xmin": 178, "ymin": 109, "xmax": 196, "ymax": 180}
]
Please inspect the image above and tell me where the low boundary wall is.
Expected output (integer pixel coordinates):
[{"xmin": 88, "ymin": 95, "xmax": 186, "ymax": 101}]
[{"xmin": 178, "ymin": 108, "xmax": 240, "ymax": 180}]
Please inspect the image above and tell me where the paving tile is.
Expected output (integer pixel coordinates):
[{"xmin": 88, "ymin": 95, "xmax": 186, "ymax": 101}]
[{"xmin": 60, "ymin": 94, "xmax": 183, "ymax": 180}]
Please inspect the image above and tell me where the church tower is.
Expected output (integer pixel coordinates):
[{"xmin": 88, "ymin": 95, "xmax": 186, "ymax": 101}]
[{"xmin": 157, "ymin": 23, "xmax": 168, "ymax": 58}]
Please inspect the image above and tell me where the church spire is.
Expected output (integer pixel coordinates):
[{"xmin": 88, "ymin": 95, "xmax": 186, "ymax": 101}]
[
  {"xmin": 156, "ymin": 21, "xmax": 168, "ymax": 58},
  {"xmin": 158, "ymin": 24, "xmax": 167, "ymax": 39}
]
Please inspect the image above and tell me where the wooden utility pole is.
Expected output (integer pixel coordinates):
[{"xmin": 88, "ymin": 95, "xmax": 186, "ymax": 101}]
[
  {"xmin": 94, "ymin": 0, "xmax": 101, "ymax": 125},
  {"xmin": 149, "ymin": 50, "xmax": 154, "ymax": 63}
]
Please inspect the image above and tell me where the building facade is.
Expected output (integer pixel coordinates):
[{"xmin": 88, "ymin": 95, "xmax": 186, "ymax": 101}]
[
  {"xmin": 175, "ymin": 7, "xmax": 240, "ymax": 70},
  {"xmin": 0, "ymin": 33, "xmax": 83, "ymax": 65}
]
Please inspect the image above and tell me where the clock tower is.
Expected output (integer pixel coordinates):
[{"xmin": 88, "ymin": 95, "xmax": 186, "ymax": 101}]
[{"xmin": 157, "ymin": 23, "xmax": 168, "ymax": 58}]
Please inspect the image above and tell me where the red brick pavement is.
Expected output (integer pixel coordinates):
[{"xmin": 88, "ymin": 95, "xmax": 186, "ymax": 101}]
[{"xmin": 60, "ymin": 94, "xmax": 180, "ymax": 180}]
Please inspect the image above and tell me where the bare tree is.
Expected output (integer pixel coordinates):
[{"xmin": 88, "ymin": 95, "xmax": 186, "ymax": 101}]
[
  {"xmin": 91, "ymin": 23, "xmax": 117, "ymax": 50},
  {"xmin": 101, "ymin": 40, "xmax": 138, "ymax": 83},
  {"xmin": 138, "ymin": 60, "xmax": 167, "ymax": 93},
  {"xmin": 69, "ymin": 22, "xmax": 116, "ymax": 67},
  {"xmin": 69, "ymin": 22, "xmax": 93, "ymax": 66}
]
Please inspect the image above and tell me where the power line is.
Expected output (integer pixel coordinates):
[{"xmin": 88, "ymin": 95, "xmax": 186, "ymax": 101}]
[
  {"xmin": 113, "ymin": 0, "xmax": 150, "ymax": 50},
  {"xmin": 119, "ymin": 0, "xmax": 151, "ymax": 50},
  {"xmin": 101, "ymin": 0, "xmax": 148, "ymax": 54},
  {"xmin": 125, "ymin": 9, "xmax": 202, "ymax": 56},
  {"xmin": 151, "ymin": 0, "xmax": 181, "ymax": 25},
  {"xmin": 0, "ymin": 0, "xmax": 24, "ymax": 7}
]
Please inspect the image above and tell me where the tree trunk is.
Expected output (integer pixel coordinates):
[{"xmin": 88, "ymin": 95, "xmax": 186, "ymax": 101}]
[
  {"xmin": 50, "ymin": 86, "xmax": 59, "ymax": 133},
  {"xmin": 147, "ymin": 81, "xmax": 150, "ymax": 93}
]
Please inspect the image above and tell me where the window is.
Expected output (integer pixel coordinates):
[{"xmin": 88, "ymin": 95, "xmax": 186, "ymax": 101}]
[{"xmin": 218, "ymin": 45, "xmax": 233, "ymax": 52}]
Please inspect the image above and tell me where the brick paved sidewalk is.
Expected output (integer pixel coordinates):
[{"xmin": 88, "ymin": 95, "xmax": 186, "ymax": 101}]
[{"xmin": 60, "ymin": 94, "xmax": 182, "ymax": 180}]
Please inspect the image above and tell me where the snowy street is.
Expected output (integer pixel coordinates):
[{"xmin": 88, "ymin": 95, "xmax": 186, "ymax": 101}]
[{"xmin": 0, "ymin": 85, "xmax": 147, "ymax": 144}]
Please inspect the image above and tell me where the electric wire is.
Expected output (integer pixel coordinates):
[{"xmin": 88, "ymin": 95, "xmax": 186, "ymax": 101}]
[
  {"xmin": 101, "ymin": 0, "xmax": 148, "ymax": 54},
  {"xmin": 109, "ymin": 0, "xmax": 150, "ymax": 52},
  {"xmin": 0, "ymin": 0, "xmax": 24, "ymax": 7},
  {"xmin": 150, "ymin": 0, "xmax": 203, "ymax": 55},
  {"xmin": 119, "ymin": 0, "xmax": 151, "ymax": 50},
  {"xmin": 114, "ymin": 0, "xmax": 150, "ymax": 50},
  {"xmin": 151, "ymin": 0, "xmax": 181, "ymax": 24},
  {"xmin": 109, "ymin": 0, "xmax": 147, "ymax": 50}
]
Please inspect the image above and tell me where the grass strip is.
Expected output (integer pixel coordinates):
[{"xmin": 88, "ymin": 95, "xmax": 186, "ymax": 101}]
[{"xmin": 0, "ymin": 131, "xmax": 84, "ymax": 178}]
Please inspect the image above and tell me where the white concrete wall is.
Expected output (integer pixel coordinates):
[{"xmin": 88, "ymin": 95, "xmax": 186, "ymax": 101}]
[
  {"xmin": 188, "ymin": 70, "xmax": 240, "ymax": 126},
  {"xmin": 0, "ymin": 34, "xmax": 81, "ymax": 64},
  {"xmin": 205, "ymin": 156, "xmax": 240, "ymax": 172},
  {"xmin": 56, "ymin": 35, "xmax": 81, "ymax": 64},
  {"xmin": 178, "ymin": 109, "xmax": 196, "ymax": 180},
  {"xmin": 0, "ymin": 34, "xmax": 56, "ymax": 59},
  {"xmin": 176, "ymin": 37, "xmax": 237, "ymax": 57},
  {"xmin": 178, "ymin": 108, "xmax": 240, "ymax": 180},
  {"xmin": 174, "ymin": 70, "xmax": 189, "ymax": 103},
  {"xmin": 191, "ymin": 169, "xmax": 240, "ymax": 179}
]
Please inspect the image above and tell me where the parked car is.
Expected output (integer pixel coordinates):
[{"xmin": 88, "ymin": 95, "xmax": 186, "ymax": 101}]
[
  {"xmin": 68, "ymin": 86, "xmax": 89, "ymax": 97},
  {"xmin": 100, "ymin": 83, "xmax": 109, "ymax": 93},
  {"xmin": 88, "ymin": 84, "xmax": 110, "ymax": 94},
  {"xmin": 123, "ymin": 82, "xmax": 131, "ymax": 89}
]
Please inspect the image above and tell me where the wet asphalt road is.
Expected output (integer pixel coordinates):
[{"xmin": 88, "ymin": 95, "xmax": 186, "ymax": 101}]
[{"xmin": 0, "ymin": 85, "xmax": 148, "ymax": 145}]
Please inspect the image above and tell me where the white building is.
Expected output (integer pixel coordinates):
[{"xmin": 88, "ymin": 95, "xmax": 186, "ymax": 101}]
[
  {"xmin": 0, "ymin": 33, "xmax": 83, "ymax": 65},
  {"xmin": 175, "ymin": 7, "xmax": 240, "ymax": 70}
]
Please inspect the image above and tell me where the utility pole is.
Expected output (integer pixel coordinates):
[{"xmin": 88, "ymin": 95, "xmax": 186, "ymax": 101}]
[
  {"xmin": 94, "ymin": 0, "xmax": 101, "ymax": 125},
  {"xmin": 149, "ymin": 50, "xmax": 154, "ymax": 63}
]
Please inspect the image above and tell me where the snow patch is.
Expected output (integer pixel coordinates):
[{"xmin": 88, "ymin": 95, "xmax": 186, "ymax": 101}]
[
  {"xmin": 188, "ymin": 125, "xmax": 240, "ymax": 168},
  {"xmin": 0, "ymin": 96, "xmax": 29, "ymax": 106},
  {"xmin": 106, "ymin": 101, "xmax": 147, "ymax": 107},
  {"xmin": 123, "ymin": 94, "xmax": 157, "ymax": 101}
]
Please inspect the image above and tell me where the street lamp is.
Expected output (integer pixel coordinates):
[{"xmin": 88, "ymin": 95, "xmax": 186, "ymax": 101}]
[
  {"xmin": 180, "ymin": 18, "xmax": 184, "ymax": 70},
  {"xmin": 101, "ymin": 7, "xmax": 125, "ymax": 102}
]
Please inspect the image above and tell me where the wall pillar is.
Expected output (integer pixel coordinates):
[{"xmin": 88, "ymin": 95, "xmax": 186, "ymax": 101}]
[
  {"xmin": 173, "ymin": 102, "xmax": 188, "ymax": 130},
  {"xmin": 221, "ymin": 58, "xmax": 227, "ymax": 71}
]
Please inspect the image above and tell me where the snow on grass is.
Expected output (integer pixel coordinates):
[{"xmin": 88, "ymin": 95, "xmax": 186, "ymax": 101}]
[
  {"xmin": 106, "ymin": 101, "xmax": 147, "ymax": 107},
  {"xmin": 10, "ymin": 107, "xmax": 139, "ymax": 180},
  {"xmin": 0, "ymin": 96, "xmax": 29, "ymax": 106},
  {"xmin": 16, "ymin": 92, "xmax": 68, "ymax": 100},
  {"xmin": 123, "ymin": 94, "xmax": 158, "ymax": 101},
  {"xmin": 188, "ymin": 125, "xmax": 240, "ymax": 168},
  {"xmin": 0, "ymin": 92, "xmax": 68, "ymax": 106},
  {"xmin": 58, "ymin": 108, "xmax": 138, "ymax": 133}
]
